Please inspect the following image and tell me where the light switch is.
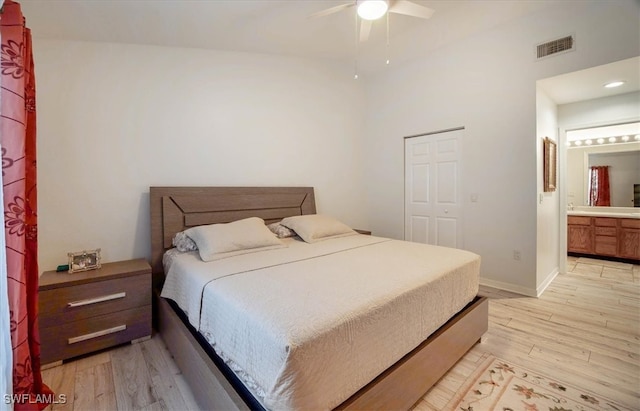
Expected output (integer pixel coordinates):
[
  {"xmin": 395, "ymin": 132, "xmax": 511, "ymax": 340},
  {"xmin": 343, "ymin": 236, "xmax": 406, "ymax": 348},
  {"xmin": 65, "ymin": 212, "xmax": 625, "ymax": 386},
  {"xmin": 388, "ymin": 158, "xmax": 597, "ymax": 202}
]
[{"xmin": 470, "ymin": 193, "xmax": 479, "ymax": 203}]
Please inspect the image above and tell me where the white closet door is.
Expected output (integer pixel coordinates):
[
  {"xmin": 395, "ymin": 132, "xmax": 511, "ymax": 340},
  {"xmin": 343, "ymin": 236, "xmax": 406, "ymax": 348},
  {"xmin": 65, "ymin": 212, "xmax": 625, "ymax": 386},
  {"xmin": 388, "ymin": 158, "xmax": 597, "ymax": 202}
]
[{"xmin": 404, "ymin": 129, "xmax": 463, "ymax": 248}]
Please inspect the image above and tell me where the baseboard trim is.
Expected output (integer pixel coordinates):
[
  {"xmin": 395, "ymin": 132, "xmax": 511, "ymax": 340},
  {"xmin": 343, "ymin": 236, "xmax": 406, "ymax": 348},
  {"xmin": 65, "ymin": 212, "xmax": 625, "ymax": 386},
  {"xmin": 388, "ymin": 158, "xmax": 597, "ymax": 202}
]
[
  {"xmin": 536, "ymin": 268, "xmax": 559, "ymax": 297},
  {"xmin": 479, "ymin": 277, "xmax": 537, "ymax": 297}
]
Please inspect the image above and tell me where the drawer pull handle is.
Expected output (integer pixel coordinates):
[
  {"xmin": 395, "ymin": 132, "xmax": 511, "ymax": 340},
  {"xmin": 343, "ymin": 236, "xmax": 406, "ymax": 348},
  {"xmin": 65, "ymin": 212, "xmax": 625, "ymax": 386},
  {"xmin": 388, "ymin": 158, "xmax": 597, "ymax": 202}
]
[
  {"xmin": 68, "ymin": 324, "xmax": 126, "ymax": 344},
  {"xmin": 67, "ymin": 292, "xmax": 126, "ymax": 308}
]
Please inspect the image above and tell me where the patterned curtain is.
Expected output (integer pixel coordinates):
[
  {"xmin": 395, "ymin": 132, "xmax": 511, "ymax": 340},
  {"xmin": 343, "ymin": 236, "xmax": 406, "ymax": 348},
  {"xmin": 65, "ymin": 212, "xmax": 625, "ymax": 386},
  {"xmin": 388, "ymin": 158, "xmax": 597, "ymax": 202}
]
[
  {"xmin": 588, "ymin": 166, "xmax": 611, "ymax": 207},
  {"xmin": 0, "ymin": 1, "xmax": 53, "ymax": 409}
]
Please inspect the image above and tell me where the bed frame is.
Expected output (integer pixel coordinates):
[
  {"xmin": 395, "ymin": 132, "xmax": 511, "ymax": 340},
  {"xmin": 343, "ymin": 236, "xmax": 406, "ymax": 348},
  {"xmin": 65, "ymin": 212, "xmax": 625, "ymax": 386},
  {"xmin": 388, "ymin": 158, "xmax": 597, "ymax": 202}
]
[{"xmin": 150, "ymin": 186, "xmax": 488, "ymax": 410}]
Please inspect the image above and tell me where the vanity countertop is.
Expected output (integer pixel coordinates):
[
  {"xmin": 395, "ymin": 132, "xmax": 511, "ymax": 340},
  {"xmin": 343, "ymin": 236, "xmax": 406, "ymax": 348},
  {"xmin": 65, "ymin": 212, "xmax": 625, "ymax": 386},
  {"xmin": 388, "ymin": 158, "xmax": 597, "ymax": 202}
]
[{"xmin": 568, "ymin": 208, "xmax": 640, "ymax": 219}]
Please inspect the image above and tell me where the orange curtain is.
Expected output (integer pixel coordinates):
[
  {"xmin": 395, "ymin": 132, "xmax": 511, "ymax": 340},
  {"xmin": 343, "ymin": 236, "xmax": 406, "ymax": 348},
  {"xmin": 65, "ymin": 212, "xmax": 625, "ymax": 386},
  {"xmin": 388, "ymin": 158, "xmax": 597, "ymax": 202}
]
[
  {"xmin": 1, "ymin": 1, "xmax": 53, "ymax": 409},
  {"xmin": 588, "ymin": 166, "xmax": 611, "ymax": 207}
]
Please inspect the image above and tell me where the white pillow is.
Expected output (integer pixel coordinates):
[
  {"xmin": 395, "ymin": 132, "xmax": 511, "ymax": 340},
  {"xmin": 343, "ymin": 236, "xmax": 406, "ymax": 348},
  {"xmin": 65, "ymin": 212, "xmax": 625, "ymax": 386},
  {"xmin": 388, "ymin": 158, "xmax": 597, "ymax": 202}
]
[
  {"xmin": 280, "ymin": 214, "xmax": 356, "ymax": 243},
  {"xmin": 185, "ymin": 217, "xmax": 285, "ymax": 262}
]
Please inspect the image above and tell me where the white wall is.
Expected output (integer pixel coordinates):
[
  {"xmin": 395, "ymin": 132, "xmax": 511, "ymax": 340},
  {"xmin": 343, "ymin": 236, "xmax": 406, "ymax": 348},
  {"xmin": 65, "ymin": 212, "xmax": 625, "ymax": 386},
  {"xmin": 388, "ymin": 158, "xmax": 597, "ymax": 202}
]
[
  {"xmin": 35, "ymin": 40, "xmax": 367, "ymax": 271},
  {"xmin": 364, "ymin": 1, "xmax": 639, "ymax": 295},
  {"xmin": 560, "ymin": 92, "xmax": 640, "ymax": 130},
  {"xmin": 567, "ymin": 146, "xmax": 586, "ymax": 206}
]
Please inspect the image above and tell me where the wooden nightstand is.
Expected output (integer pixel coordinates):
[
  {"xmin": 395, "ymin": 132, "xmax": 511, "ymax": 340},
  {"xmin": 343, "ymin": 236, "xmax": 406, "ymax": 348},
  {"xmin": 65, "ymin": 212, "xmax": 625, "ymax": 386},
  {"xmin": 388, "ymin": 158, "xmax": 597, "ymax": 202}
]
[
  {"xmin": 38, "ymin": 259, "xmax": 152, "ymax": 365},
  {"xmin": 354, "ymin": 229, "xmax": 372, "ymax": 235}
]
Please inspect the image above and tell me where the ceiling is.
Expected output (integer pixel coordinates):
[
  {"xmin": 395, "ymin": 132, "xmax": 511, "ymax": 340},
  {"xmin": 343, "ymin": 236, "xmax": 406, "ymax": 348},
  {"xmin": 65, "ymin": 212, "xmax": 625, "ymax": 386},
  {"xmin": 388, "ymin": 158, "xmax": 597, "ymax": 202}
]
[
  {"xmin": 538, "ymin": 56, "xmax": 640, "ymax": 105},
  {"xmin": 16, "ymin": 0, "xmax": 640, "ymax": 100},
  {"xmin": 19, "ymin": 0, "xmax": 560, "ymax": 73}
]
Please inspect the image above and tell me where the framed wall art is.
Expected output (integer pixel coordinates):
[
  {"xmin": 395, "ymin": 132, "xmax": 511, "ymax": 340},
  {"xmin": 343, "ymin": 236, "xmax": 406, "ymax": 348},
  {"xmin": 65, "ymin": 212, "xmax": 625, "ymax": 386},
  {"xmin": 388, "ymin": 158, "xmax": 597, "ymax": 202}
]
[{"xmin": 543, "ymin": 137, "xmax": 557, "ymax": 192}]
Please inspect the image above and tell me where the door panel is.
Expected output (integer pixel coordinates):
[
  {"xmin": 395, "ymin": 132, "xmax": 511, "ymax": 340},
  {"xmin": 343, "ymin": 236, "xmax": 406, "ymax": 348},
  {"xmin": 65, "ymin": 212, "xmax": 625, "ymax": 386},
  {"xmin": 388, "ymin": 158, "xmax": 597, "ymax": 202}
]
[
  {"xmin": 437, "ymin": 161, "xmax": 457, "ymax": 203},
  {"xmin": 411, "ymin": 216, "xmax": 429, "ymax": 244},
  {"xmin": 436, "ymin": 217, "xmax": 457, "ymax": 248},
  {"xmin": 411, "ymin": 164, "xmax": 430, "ymax": 203}
]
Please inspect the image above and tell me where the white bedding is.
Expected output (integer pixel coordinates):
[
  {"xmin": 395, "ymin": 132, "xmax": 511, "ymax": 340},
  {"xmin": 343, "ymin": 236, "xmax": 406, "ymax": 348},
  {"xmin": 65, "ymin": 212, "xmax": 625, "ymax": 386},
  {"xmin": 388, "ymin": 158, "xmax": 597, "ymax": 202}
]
[{"xmin": 161, "ymin": 235, "xmax": 480, "ymax": 410}]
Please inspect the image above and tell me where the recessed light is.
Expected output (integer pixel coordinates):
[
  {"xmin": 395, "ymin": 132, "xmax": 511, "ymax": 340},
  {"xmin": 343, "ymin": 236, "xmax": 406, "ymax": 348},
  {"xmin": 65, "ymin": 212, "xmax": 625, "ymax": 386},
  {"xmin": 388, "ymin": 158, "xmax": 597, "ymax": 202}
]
[{"xmin": 604, "ymin": 81, "xmax": 625, "ymax": 88}]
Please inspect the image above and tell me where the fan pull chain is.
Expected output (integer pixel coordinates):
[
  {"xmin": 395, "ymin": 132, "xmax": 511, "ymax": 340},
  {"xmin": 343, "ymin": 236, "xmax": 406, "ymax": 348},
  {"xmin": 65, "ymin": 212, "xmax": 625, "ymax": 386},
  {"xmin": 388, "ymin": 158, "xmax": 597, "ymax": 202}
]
[
  {"xmin": 354, "ymin": 10, "xmax": 359, "ymax": 79},
  {"xmin": 386, "ymin": 12, "xmax": 390, "ymax": 65}
]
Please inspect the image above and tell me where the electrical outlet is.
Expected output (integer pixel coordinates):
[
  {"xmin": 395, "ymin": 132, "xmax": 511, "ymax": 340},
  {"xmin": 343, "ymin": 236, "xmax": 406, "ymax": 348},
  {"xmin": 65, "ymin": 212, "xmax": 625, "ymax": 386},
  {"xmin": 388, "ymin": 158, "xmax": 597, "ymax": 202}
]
[{"xmin": 513, "ymin": 250, "xmax": 521, "ymax": 260}]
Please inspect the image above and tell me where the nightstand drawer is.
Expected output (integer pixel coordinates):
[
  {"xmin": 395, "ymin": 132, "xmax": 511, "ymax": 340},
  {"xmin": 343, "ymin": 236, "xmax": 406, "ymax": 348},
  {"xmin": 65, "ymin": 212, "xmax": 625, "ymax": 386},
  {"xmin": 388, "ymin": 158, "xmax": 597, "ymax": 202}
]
[
  {"xmin": 39, "ymin": 273, "xmax": 151, "ymax": 328},
  {"xmin": 40, "ymin": 305, "xmax": 151, "ymax": 364}
]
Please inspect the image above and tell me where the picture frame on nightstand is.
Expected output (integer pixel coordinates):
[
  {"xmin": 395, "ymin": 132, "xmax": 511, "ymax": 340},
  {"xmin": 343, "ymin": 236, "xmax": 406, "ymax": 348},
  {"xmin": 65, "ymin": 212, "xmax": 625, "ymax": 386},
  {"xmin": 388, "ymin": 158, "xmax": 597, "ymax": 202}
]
[{"xmin": 68, "ymin": 248, "xmax": 101, "ymax": 273}]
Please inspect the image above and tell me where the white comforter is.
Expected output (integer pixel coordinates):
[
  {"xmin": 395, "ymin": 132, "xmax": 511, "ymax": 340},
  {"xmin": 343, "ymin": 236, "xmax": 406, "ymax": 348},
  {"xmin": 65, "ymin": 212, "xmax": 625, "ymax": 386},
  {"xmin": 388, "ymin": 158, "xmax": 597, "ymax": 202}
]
[{"xmin": 161, "ymin": 234, "xmax": 480, "ymax": 410}]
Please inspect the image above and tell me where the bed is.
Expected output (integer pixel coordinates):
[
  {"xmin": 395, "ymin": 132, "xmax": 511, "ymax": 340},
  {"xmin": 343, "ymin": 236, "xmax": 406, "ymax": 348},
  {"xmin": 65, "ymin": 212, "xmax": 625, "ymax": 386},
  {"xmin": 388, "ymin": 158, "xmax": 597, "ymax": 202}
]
[{"xmin": 150, "ymin": 186, "xmax": 488, "ymax": 410}]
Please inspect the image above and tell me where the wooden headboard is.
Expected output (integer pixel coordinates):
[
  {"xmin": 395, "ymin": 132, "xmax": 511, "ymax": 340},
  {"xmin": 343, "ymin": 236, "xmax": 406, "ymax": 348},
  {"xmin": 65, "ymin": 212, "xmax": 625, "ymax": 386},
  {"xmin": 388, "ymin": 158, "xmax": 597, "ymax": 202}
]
[{"xmin": 149, "ymin": 186, "xmax": 316, "ymax": 283}]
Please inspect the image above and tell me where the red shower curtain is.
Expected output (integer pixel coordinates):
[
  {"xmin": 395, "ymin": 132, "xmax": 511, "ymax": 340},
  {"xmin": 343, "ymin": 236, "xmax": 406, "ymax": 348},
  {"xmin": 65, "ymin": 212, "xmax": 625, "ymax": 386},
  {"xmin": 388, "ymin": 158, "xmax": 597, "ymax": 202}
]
[
  {"xmin": 588, "ymin": 166, "xmax": 611, "ymax": 207},
  {"xmin": 1, "ymin": 1, "xmax": 53, "ymax": 409}
]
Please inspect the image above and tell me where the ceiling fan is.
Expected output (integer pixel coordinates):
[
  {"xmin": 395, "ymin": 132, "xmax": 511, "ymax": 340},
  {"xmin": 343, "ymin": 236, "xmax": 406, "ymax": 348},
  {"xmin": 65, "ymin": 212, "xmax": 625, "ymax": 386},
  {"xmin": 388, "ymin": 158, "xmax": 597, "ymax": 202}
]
[{"xmin": 310, "ymin": 0, "xmax": 435, "ymax": 42}]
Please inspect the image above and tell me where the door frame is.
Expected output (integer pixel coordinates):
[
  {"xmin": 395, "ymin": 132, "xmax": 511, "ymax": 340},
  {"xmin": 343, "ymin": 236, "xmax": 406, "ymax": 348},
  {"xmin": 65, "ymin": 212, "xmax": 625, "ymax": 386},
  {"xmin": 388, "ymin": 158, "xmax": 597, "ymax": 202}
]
[{"xmin": 559, "ymin": 116, "xmax": 640, "ymax": 275}]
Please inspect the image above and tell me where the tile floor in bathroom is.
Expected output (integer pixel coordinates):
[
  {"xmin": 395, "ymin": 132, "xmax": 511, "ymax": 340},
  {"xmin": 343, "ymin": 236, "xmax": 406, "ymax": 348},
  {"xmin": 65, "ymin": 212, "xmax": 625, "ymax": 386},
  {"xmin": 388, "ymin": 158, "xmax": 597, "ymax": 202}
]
[{"xmin": 567, "ymin": 255, "xmax": 640, "ymax": 283}]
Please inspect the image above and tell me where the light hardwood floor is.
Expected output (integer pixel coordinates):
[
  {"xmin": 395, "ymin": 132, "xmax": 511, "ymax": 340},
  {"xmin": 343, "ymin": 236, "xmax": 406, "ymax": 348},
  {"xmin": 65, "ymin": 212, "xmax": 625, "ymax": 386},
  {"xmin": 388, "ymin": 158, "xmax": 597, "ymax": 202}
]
[{"xmin": 42, "ymin": 256, "xmax": 639, "ymax": 410}]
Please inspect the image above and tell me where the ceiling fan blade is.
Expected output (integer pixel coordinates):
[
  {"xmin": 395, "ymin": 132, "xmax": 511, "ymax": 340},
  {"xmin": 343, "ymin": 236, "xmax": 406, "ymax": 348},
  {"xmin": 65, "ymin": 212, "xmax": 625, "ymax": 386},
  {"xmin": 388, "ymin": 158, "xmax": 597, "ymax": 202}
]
[
  {"xmin": 308, "ymin": 2, "xmax": 354, "ymax": 19},
  {"xmin": 359, "ymin": 19, "xmax": 373, "ymax": 42},
  {"xmin": 389, "ymin": 0, "xmax": 435, "ymax": 19}
]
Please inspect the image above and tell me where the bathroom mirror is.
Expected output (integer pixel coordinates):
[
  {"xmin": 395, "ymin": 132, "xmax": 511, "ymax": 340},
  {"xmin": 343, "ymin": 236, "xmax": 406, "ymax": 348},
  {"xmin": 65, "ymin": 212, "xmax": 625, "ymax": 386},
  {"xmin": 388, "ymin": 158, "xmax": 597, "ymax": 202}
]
[{"xmin": 567, "ymin": 143, "xmax": 640, "ymax": 207}]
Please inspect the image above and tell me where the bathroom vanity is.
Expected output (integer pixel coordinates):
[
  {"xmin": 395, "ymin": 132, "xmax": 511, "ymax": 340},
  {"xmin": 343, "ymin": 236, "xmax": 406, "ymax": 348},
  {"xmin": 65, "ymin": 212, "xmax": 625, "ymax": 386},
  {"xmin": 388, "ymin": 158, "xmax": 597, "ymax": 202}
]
[{"xmin": 568, "ymin": 208, "xmax": 640, "ymax": 261}]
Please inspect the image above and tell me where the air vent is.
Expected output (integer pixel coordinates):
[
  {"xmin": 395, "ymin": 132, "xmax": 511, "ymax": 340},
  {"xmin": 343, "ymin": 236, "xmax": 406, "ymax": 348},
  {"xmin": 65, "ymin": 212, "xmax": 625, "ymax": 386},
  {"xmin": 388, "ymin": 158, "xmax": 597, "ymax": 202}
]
[{"xmin": 536, "ymin": 35, "xmax": 574, "ymax": 59}]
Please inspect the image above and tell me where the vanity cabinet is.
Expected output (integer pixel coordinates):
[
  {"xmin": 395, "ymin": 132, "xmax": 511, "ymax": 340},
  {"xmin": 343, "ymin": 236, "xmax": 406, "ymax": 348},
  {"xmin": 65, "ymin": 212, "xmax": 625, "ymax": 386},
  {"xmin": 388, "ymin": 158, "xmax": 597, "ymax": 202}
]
[
  {"xmin": 594, "ymin": 218, "xmax": 617, "ymax": 257},
  {"xmin": 568, "ymin": 216, "xmax": 640, "ymax": 262},
  {"xmin": 618, "ymin": 219, "xmax": 640, "ymax": 260},
  {"xmin": 567, "ymin": 216, "xmax": 593, "ymax": 254}
]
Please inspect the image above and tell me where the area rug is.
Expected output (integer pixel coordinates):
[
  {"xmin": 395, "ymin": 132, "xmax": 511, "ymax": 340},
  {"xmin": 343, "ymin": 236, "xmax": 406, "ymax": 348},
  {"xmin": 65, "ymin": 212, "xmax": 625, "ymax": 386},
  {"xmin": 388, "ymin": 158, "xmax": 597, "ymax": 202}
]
[{"xmin": 445, "ymin": 355, "xmax": 631, "ymax": 411}]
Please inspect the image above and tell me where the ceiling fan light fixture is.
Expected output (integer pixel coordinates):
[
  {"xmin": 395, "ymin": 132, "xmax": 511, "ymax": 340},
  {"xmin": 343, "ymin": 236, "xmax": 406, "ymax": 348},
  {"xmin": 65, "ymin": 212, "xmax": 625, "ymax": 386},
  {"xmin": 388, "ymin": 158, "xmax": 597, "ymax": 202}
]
[{"xmin": 357, "ymin": 0, "xmax": 388, "ymax": 20}]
